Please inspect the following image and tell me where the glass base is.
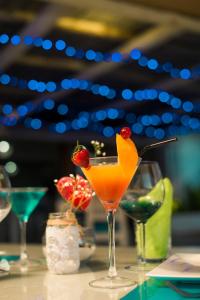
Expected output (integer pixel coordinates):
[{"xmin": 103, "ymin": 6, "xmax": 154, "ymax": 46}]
[
  {"xmin": 125, "ymin": 263, "xmax": 159, "ymax": 272},
  {"xmin": 89, "ymin": 276, "xmax": 136, "ymax": 289},
  {"xmin": 11, "ymin": 258, "xmax": 45, "ymax": 273},
  {"xmin": 137, "ymin": 256, "xmax": 166, "ymax": 264}
]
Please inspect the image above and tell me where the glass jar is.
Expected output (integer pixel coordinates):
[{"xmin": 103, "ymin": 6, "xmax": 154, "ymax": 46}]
[{"xmin": 46, "ymin": 211, "xmax": 80, "ymax": 274}]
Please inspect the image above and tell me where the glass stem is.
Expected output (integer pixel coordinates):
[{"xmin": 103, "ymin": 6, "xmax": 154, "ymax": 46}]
[
  {"xmin": 107, "ymin": 210, "xmax": 117, "ymax": 278},
  {"xmin": 19, "ymin": 221, "xmax": 28, "ymax": 271},
  {"xmin": 138, "ymin": 222, "xmax": 146, "ymax": 264}
]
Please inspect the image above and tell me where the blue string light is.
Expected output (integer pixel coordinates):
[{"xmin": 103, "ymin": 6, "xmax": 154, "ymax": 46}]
[
  {"xmin": 11, "ymin": 35, "xmax": 21, "ymax": 45},
  {"xmin": 0, "ymin": 33, "xmax": 198, "ymax": 138},
  {"xmin": 0, "ymin": 33, "xmax": 199, "ymax": 79},
  {"xmin": 2, "ymin": 104, "xmax": 13, "ymax": 115},
  {"xmin": 0, "ymin": 34, "xmax": 9, "ymax": 44},
  {"xmin": 0, "ymin": 72, "xmax": 197, "ymax": 114},
  {"xmin": 0, "ymin": 106, "xmax": 199, "ymax": 138},
  {"xmin": 17, "ymin": 105, "xmax": 28, "ymax": 117},
  {"xmin": 43, "ymin": 99, "xmax": 55, "ymax": 110},
  {"xmin": 103, "ymin": 126, "xmax": 115, "ymax": 137},
  {"xmin": 42, "ymin": 39, "xmax": 52, "ymax": 50},
  {"xmin": 33, "ymin": 37, "xmax": 43, "ymax": 47},
  {"xmin": 30, "ymin": 118, "xmax": 42, "ymax": 130},
  {"xmin": 55, "ymin": 40, "xmax": 66, "ymax": 51},
  {"xmin": 55, "ymin": 122, "xmax": 67, "ymax": 133},
  {"xmin": 1, "ymin": 103, "xmax": 198, "ymax": 144},
  {"xmin": 0, "ymin": 74, "xmax": 11, "ymax": 85},
  {"xmin": 57, "ymin": 104, "xmax": 69, "ymax": 115},
  {"xmin": 182, "ymin": 101, "xmax": 194, "ymax": 112},
  {"xmin": 0, "ymin": 89, "xmax": 197, "ymax": 131}
]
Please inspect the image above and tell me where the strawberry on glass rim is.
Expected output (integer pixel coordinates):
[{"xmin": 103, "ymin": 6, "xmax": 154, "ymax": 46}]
[
  {"xmin": 54, "ymin": 174, "xmax": 94, "ymax": 211},
  {"xmin": 71, "ymin": 142, "xmax": 90, "ymax": 168}
]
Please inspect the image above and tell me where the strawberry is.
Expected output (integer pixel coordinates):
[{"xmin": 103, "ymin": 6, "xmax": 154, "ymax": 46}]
[
  {"xmin": 120, "ymin": 127, "xmax": 132, "ymax": 139},
  {"xmin": 55, "ymin": 175, "xmax": 93, "ymax": 211},
  {"xmin": 71, "ymin": 143, "xmax": 90, "ymax": 168}
]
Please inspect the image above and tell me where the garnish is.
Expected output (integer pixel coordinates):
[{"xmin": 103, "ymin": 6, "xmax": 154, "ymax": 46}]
[
  {"xmin": 91, "ymin": 140, "xmax": 106, "ymax": 157},
  {"xmin": 54, "ymin": 174, "xmax": 94, "ymax": 211},
  {"xmin": 120, "ymin": 127, "xmax": 132, "ymax": 139},
  {"xmin": 71, "ymin": 142, "xmax": 90, "ymax": 168}
]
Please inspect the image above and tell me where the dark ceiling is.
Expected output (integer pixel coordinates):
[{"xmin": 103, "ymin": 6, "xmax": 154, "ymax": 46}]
[{"xmin": 0, "ymin": 0, "xmax": 199, "ymax": 143}]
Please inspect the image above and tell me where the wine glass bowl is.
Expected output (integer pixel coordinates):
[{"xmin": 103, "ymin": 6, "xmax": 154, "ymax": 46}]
[
  {"xmin": 120, "ymin": 161, "xmax": 165, "ymax": 265},
  {"xmin": 85, "ymin": 156, "xmax": 128, "ymax": 211},
  {"xmin": 0, "ymin": 193, "xmax": 11, "ymax": 223},
  {"xmin": 9, "ymin": 187, "xmax": 47, "ymax": 222},
  {"xmin": 0, "ymin": 166, "xmax": 11, "ymax": 223}
]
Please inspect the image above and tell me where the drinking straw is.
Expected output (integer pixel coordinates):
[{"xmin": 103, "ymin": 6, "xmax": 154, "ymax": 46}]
[{"xmin": 139, "ymin": 137, "xmax": 177, "ymax": 157}]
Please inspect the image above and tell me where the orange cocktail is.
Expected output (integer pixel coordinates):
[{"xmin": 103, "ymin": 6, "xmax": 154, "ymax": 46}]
[
  {"xmin": 82, "ymin": 133, "xmax": 139, "ymax": 212},
  {"xmin": 73, "ymin": 129, "xmax": 140, "ymax": 288},
  {"xmin": 82, "ymin": 157, "xmax": 132, "ymax": 211}
]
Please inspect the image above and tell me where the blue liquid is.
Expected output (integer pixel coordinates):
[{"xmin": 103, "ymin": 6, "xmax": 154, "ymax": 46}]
[
  {"xmin": 9, "ymin": 189, "xmax": 46, "ymax": 222},
  {"xmin": 120, "ymin": 200, "xmax": 162, "ymax": 223}
]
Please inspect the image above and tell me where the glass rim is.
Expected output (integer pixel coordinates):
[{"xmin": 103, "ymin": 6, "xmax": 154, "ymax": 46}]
[
  {"xmin": 89, "ymin": 156, "xmax": 142, "ymax": 161},
  {"xmin": 139, "ymin": 160, "xmax": 159, "ymax": 165},
  {"xmin": 0, "ymin": 187, "xmax": 48, "ymax": 192},
  {"xmin": 89, "ymin": 155, "xmax": 117, "ymax": 161},
  {"xmin": 49, "ymin": 212, "xmax": 67, "ymax": 219}
]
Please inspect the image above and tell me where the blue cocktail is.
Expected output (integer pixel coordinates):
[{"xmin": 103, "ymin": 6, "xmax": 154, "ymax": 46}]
[{"xmin": 0, "ymin": 187, "xmax": 47, "ymax": 271}]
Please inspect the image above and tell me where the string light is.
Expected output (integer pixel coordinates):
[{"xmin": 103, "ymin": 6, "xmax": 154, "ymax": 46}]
[
  {"xmin": 0, "ymin": 92, "xmax": 198, "ymax": 129},
  {"xmin": 0, "ymin": 33, "xmax": 199, "ymax": 79},
  {"xmin": 0, "ymin": 73, "xmax": 197, "ymax": 115},
  {"xmin": 0, "ymin": 33, "xmax": 199, "ymax": 139},
  {"xmin": 0, "ymin": 103, "xmax": 199, "ymax": 139}
]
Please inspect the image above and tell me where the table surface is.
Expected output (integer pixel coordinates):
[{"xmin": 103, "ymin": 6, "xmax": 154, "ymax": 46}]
[{"xmin": 0, "ymin": 244, "xmax": 199, "ymax": 300}]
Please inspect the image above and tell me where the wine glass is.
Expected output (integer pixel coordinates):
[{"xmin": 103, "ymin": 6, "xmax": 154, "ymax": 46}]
[
  {"xmin": 82, "ymin": 156, "xmax": 140, "ymax": 289},
  {"xmin": 0, "ymin": 166, "xmax": 11, "ymax": 259},
  {"xmin": 120, "ymin": 161, "xmax": 165, "ymax": 269},
  {"xmin": 0, "ymin": 166, "xmax": 11, "ymax": 223},
  {"xmin": 0, "ymin": 187, "xmax": 47, "ymax": 272}
]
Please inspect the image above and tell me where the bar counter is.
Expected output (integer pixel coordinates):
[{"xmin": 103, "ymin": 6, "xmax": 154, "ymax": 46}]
[{"xmin": 0, "ymin": 244, "xmax": 198, "ymax": 300}]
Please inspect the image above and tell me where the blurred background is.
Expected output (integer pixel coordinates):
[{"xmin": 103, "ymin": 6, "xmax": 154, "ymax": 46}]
[{"xmin": 0, "ymin": 0, "xmax": 199, "ymax": 246}]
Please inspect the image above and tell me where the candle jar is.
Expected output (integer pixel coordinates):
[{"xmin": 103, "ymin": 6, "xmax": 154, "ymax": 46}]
[{"xmin": 46, "ymin": 211, "xmax": 80, "ymax": 274}]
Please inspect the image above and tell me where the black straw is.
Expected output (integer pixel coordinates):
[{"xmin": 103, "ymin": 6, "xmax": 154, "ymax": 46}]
[{"xmin": 139, "ymin": 137, "xmax": 178, "ymax": 157}]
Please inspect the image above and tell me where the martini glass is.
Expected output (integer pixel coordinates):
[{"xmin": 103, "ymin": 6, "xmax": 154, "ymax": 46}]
[
  {"xmin": 120, "ymin": 161, "xmax": 165, "ymax": 270},
  {"xmin": 82, "ymin": 156, "xmax": 140, "ymax": 289},
  {"xmin": 0, "ymin": 187, "xmax": 47, "ymax": 272}
]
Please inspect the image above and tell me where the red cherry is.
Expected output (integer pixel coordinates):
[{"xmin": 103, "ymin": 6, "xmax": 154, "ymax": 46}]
[{"xmin": 120, "ymin": 127, "xmax": 132, "ymax": 139}]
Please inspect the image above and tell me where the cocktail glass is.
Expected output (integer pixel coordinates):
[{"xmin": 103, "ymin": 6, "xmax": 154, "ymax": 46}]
[
  {"xmin": 120, "ymin": 161, "xmax": 165, "ymax": 269},
  {"xmin": 82, "ymin": 156, "xmax": 140, "ymax": 289},
  {"xmin": 0, "ymin": 187, "xmax": 47, "ymax": 271}
]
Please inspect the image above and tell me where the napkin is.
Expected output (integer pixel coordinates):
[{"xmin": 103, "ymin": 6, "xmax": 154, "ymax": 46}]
[
  {"xmin": 136, "ymin": 178, "xmax": 173, "ymax": 259},
  {"xmin": 0, "ymin": 259, "xmax": 10, "ymax": 272},
  {"xmin": 121, "ymin": 278, "xmax": 200, "ymax": 300}
]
